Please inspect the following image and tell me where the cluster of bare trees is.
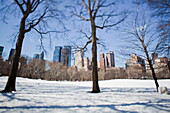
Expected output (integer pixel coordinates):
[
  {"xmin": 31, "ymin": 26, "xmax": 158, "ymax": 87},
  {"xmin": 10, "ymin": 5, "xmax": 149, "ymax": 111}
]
[{"xmin": 1, "ymin": 56, "xmax": 169, "ymax": 82}]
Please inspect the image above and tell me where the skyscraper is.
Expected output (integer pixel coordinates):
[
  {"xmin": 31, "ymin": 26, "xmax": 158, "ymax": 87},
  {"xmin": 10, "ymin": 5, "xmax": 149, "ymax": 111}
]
[
  {"xmin": 53, "ymin": 46, "xmax": 62, "ymax": 62},
  {"xmin": 99, "ymin": 52, "xmax": 105, "ymax": 70},
  {"xmin": 64, "ymin": 46, "xmax": 71, "ymax": 66},
  {"xmin": 106, "ymin": 51, "xmax": 115, "ymax": 68},
  {"xmin": 60, "ymin": 48, "xmax": 69, "ymax": 65},
  {"xmin": 40, "ymin": 51, "xmax": 44, "ymax": 60},
  {"xmin": 0, "ymin": 46, "xmax": 4, "ymax": 56},
  {"xmin": 8, "ymin": 48, "xmax": 15, "ymax": 62},
  {"xmin": 74, "ymin": 50, "xmax": 83, "ymax": 70}
]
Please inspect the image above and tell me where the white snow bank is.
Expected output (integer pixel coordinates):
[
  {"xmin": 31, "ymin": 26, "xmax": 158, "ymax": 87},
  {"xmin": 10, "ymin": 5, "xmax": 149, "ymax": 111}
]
[{"xmin": 0, "ymin": 77, "xmax": 170, "ymax": 113}]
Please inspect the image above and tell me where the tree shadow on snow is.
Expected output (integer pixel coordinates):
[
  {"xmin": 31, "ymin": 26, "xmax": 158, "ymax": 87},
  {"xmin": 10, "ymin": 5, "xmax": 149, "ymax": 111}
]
[
  {"xmin": 0, "ymin": 93, "xmax": 31, "ymax": 103},
  {"xmin": 0, "ymin": 98, "xmax": 170, "ymax": 113}
]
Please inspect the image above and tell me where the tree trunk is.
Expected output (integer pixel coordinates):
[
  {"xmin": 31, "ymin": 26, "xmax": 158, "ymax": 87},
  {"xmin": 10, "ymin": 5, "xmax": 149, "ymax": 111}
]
[
  {"xmin": 143, "ymin": 42, "xmax": 159, "ymax": 92},
  {"xmin": 91, "ymin": 20, "xmax": 100, "ymax": 93},
  {"xmin": 1, "ymin": 17, "xmax": 25, "ymax": 93},
  {"xmin": 148, "ymin": 59, "xmax": 159, "ymax": 92}
]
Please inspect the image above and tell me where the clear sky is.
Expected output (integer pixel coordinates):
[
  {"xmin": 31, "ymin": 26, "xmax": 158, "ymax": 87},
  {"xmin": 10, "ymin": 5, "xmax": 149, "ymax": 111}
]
[{"xmin": 0, "ymin": 0, "xmax": 160, "ymax": 68}]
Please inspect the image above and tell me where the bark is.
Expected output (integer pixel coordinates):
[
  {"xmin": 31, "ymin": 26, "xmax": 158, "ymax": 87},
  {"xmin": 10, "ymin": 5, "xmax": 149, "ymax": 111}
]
[
  {"xmin": 1, "ymin": 17, "xmax": 26, "ymax": 93},
  {"xmin": 142, "ymin": 35, "xmax": 159, "ymax": 92},
  {"xmin": 91, "ymin": 19, "xmax": 100, "ymax": 93},
  {"xmin": 148, "ymin": 58, "xmax": 159, "ymax": 92}
]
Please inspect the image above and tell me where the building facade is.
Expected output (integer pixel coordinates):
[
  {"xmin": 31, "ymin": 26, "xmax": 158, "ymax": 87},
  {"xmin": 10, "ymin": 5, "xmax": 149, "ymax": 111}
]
[
  {"xmin": 53, "ymin": 46, "xmax": 62, "ymax": 62},
  {"xmin": 64, "ymin": 46, "xmax": 72, "ymax": 66},
  {"xmin": 74, "ymin": 50, "xmax": 84, "ymax": 70},
  {"xmin": 8, "ymin": 48, "xmax": 15, "ymax": 62},
  {"xmin": 53, "ymin": 46, "xmax": 72, "ymax": 66},
  {"xmin": 106, "ymin": 51, "xmax": 115, "ymax": 68},
  {"xmin": 60, "ymin": 48, "xmax": 69, "ymax": 65},
  {"xmin": 99, "ymin": 52, "xmax": 105, "ymax": 70}
]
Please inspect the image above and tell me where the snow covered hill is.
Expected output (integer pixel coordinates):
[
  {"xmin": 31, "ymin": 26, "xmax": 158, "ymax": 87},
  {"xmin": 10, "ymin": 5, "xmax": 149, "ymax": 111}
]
[{"xmin": 0, "ymin": 77, "xmax": 170, "ymax": 113}]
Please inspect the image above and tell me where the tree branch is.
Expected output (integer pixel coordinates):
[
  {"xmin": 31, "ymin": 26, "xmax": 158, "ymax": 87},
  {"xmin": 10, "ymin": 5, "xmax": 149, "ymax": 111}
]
[
  {"xmin": 96, "ymin": 15, "xmax": 127, "ymax": 29},
  {"xmin": 73, "ymin": 13, "xmax": 90, "ymax": 21},
  {"xmin": 14, "ymin": 0, "xmax": 25, "ymax": 14}
]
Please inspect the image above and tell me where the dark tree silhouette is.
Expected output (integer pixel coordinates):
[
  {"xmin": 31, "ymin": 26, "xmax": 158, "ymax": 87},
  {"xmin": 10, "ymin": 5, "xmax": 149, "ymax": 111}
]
[
  {"xmin": 69, "ymin": 0, "xmax": 127, "ymax": 93},
  {"xmin": 146, "ymin": 0, "xmax": 169, "ymax": 55},
  {"xmin": 121, "ymin": 9, "xmax": 161, "ymax": 91},
  {"xmin": 0, "ymin": 0, "xmax": 65, "ymax": 93}
]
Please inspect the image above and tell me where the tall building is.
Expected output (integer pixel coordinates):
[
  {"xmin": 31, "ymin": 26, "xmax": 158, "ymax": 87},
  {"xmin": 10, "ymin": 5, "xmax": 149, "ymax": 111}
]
[
  {"xmin": 125, "ymin": 59, "xmax": 131, "ymax": 68},
  {"xmin": 60, "ymin": 47, "xmax": 69, "ymax": 65},
  {"xmin": 0, "ymin": 46, "xmax": 4, "ymax": 56},
  {"xmin": 40, "ymin": 51, "xmax": 44, "ymax": 60},
  {"xmin": 126, "ymin": 54, "xmax": 145, "ymax": 69},
  {"xmin": 33, "ymin": 54, "xmax": 40, "ymax": 59},
  {"xmin": 99, "ymin": 52, "xmax": 105, "ymax": 70},
  {"xmin": 8, "ymin": 48, "xmax": 15, "ymax": 62},
  {"xmin": 84, "ymin": 57, "xmax": 89, "ymax": 71},
  {"xmin": 64, "ymin": 46, "xmax": 71, "ymax": 66},
  {"xmin": 53, "ymin": 46, "xmax": 62, "ymax": 62},
  {"xmin": 74, "ymin": 50, "xmax": 84, "ymax": 70},
  {"xmin": 106, "ymin": 51, "xmax": 115, "ymax": 68}
]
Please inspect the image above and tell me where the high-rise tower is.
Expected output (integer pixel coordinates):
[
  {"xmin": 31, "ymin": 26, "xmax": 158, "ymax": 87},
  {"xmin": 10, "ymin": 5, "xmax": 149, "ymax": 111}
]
[
  {"xmin": 99, "ymin": 52, "xmax": 105, "ymax": 70},
  {"xmin": 60, "ymin": 47, "xmax": 69, "ymax": 65},
  {"xmin": 53, "ymin": 46, "xmax": 62, "ymax": 62},
  {"xmin": 106, "ymin": 51, "xmax": 115, "ymax": 68},
  {"xmin": 64, "ymin": 46, "xmax": 71, "ymax": 66},
  {"xmin": 8, "ymin": 48, "xmax": 15, "ymax": 62},
  {"xmin": 74, "ymin": 50, "xmax": 84, "ymax": 70}
]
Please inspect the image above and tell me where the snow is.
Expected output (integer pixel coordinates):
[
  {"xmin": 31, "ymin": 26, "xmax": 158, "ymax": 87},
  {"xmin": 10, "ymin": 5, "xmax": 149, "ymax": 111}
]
[{"xmin": 0, "ymin": 76, "xmax": 170, "ymax": 113}]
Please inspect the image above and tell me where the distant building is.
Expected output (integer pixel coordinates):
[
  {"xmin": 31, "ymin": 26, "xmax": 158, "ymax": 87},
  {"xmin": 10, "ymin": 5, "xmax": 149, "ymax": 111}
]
[
  {"xmin": 106, "ymin": 51, "xmax": 115, "ymax": 68},
  {"xmin": 125, "ymin": 59, "xmax": 131, "ymax": 68},
  {"xmin": 99, "ymin": 52, "xmax": 105, "ymax": 70},
  {"xmin": 61, "ymin": 47, "xmax": 69, "ymax": 66},
  {"xmin": 74, "ymin": 50, "xmax": 84, "ymax": 70},
  {"xmin": 33, "ymin": 54, "xmax": 40, "ymax": 59},
  {"xmin": 147, "ymin": 57, "xmax": 169, "ymax": 77},
  {"xmin": 0, "ymin": 46, "xmax": 4, "ymax": 56},
  {"xmin": 53, "ymin": 46, "xmax": 71, "ymax": 66},
  {"xmin": 126, "ymin": 53, "xmax": 145, "ymax": 68},
  {"xmin": 33, "ymin": 51, "xmax": 44, "ymax": 60},
  {"xmin": 125, "ymin": 54, "xmax": 146, "ymax": 76},
  {"xmin": 53, "ymin": 46, "xmax": 62, "ymax": 62},
  {"xmin": 40, "ymin": 51, "xmax": 44, "ymax": 60},
  {"xmin": 64, "ymin": 46, "xmax": 72, "ymax": 66},
  {"xmin": 8, "ymin": 48, "xmax": 15, "ymax": 62},
  {"xmin": 84, "ymin": 57, "xmax": 89, "ymax": 71},
  {"xmin": 130, "ymin": 54, "xmax": 145, "ymax": 66}
]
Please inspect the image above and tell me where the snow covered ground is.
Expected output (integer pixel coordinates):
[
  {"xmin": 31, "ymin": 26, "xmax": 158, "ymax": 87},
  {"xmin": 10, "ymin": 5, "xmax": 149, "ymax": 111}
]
[{"xmin": 0, "ymin": 76, "xmax": 170, "ymax": 113}]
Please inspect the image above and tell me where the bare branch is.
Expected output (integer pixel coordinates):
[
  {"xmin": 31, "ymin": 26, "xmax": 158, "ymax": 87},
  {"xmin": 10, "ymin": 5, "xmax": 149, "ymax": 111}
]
[
  {"xmin": 25, "ymin": 6, "xmax": 48, "ymax": 32},
  {"xmin": 14, "ymin": 0, "xmax": 25, "ymax": 14},
  {"xmin": 82, "ymin": 0, "xmax": 89, "ymax": 10},
  {"xmin": 73, "ymin": 13, "xmax": 90, "ymax": 21},
  {"xmin": 96, "ymin": 15, "xmax": 127, "ymax": 29}
]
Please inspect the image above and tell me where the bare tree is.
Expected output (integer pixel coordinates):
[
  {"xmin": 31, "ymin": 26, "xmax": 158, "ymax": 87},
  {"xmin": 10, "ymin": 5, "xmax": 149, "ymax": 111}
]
[
  {"xmin": 0, "ymin": 0, "xmax": 65, "ymax": 93},
  {"xmin": 146, "ymin": 0, "xmax": 170, "ymax": 55},
  {"xmin": 69, "ymin": 0, "xmax": 127, "ymax": 93},
  {"xmin": 121, "ymin": 9, "xmax": 162, "ymax": 91}
]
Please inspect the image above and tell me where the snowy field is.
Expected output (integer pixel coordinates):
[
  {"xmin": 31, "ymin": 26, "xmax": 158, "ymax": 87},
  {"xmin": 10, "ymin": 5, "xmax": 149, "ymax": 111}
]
[{"xmin": 0, "ymin": 76, "xmax": 170, "ymax": 113}]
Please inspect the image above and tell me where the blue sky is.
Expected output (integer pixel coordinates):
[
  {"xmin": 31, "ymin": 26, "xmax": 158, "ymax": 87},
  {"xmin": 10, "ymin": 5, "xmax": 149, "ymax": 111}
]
[{"xmin": 0, "ymin": 0, "xmax": 160, "ymax": 68}]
